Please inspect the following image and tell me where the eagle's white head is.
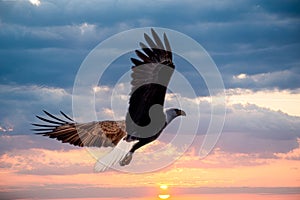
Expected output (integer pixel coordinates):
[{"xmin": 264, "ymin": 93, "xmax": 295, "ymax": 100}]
[{"xmin": 165, "ymin": 108, "xmax": 186, "ymax": 124}]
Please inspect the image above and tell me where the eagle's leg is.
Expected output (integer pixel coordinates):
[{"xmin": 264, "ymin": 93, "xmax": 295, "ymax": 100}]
[
  {"xmin": 119, "ymin": 140, "xmax": 144, "ymax": 166},
  {"xmin": 119, "ymin": 152, "xmax": 133, "ymax": 166},
  {"xmin": 119, "ymin": 136, "xmax": 159, "ymax": 166}
]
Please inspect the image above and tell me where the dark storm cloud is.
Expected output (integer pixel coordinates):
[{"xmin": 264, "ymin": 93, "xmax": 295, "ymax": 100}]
[
  {"xmin": 259, "ymin": 0, "xmax": 300, "ymax": 17},
  {"xmin": 0, "ymin": 48, "xmax": 86, "ymax": 87},
  {"xmin": 1, "ymin": 0, "xmax": 299, "ymax": 91}
]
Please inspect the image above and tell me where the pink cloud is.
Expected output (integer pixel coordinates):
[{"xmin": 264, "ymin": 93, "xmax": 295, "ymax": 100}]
[
  {"xmin": 274, "ymin": 138, "xmax": 300, "ymax": 160},
  {"xmin": 0, "ymin": 133, "xmax": 299, "ymax": 197},
  {"xmin": 0, "ymin": 147, "xmax": 97, "ymax": 175}
]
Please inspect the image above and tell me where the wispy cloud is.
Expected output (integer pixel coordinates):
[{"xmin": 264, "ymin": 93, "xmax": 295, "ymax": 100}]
[
  {"xmin": 231, "ymin": 70, "xmax": 300, "ymax": 90},
  {"xmin": 0, "ymin": 125, "xmax": 13, "ymax": 133},
  {"xmin": 28, "ymin": 0, "xmax": 41, "ymax": 7}
]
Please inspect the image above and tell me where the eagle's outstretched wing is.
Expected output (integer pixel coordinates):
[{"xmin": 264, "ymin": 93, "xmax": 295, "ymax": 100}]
[
  {"xmin": 126, "ymin": 29, "xmax": 175, "ymax": 138},
  {"xmin": 32, "ymin": 110, "xmax": 126, "ymax": 147}
]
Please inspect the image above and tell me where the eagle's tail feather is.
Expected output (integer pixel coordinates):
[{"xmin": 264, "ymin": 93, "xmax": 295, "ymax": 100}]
[{"xmin": 94, "ymin": 136, "xmax": 136, "ymax": 172}]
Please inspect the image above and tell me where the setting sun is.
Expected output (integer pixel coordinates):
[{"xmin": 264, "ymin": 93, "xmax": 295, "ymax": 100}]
[
  {"xmin": 159, "ymin": 185, "xmax": 170, "ymax": 199},
  {"xmin": 158, "ymin": 194, "xmax": 171, "ymax": 199},
  {"xmin": 160, "ymin": 185, "xmax": 168, "ymax": 190}
]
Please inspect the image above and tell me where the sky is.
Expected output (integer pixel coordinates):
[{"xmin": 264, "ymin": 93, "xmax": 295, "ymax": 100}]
[{"xmin": 0, "ymin": 0, "xmax": 300, "ymax": 199}]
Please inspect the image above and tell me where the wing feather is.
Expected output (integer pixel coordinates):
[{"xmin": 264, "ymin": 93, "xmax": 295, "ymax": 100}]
[
  {"xmin": 144, "ymin": 33, "xmax": 158, "ymax": 49},
  {"xmin": 60, "ymin": 111, "xmax": 75, "ymax": 122},
  {"xmin": 36, "ymin": 115, "xmax": 64, "ymax": 125},
  {"xmin": 135, "ymin": 50, "xmax": 151, "ymax": 63},
  {"xmin": 131, "ymin": 58, "xmax": 144, "ymax": 66},
  {"xmin": 139, "ymin": 42, "xmax": 153, "ymax": 58},
  {"xmin": 163, "ymin": 33, "xmax": 172, "ymax": 59},
  {"xmin": 33, "ymin": 111, "xmax": 126, "ymax": 148},
  {"xmin": 43, "ymin": 110, "xmax": 69, "ymax": 123},
  {"xmin": 126, "ymin": 28, "xmax": 175, "ymax": 138},
  {"xmin": 151, "ymin": 28, "xmax": 164, "ymax": 50}
]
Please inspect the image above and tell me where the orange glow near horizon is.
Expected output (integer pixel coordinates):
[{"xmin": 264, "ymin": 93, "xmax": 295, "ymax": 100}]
[{"xmin": 0, "ymin": 134, "xmax": 299, "ymax": 199}]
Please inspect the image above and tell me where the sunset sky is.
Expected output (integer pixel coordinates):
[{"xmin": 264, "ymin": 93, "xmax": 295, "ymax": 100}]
[{"xmin": 0, "ymin": 0, "xmax": 300, "ymax": 199}]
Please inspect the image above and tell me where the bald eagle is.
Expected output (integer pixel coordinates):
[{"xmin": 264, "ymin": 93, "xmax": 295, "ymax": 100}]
[{"xmin": 33, "ymin": 29, "xmax": 186, "ymax": 172}]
